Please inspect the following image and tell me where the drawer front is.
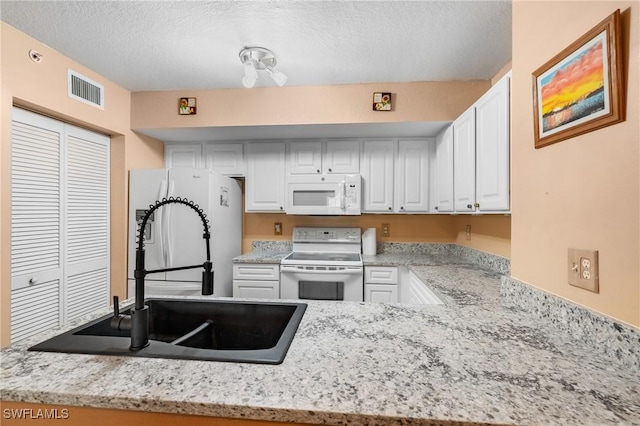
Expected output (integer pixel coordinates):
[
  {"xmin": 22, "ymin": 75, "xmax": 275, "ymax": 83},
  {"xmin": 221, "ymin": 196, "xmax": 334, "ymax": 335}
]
[
  {"xmin": 365, "ymin": 283, "xmax": 398, "ymax": 303},
  {"xmin": 233, "ymin": 280, "xmax": 280, "ymax": 299},
  {"xmin": 364, "ymin": 266, "xmax": 398, "ymax": 284},
  {"xmin": 233, "ymin": 263, "xmax": 280, "ymax": 281}
]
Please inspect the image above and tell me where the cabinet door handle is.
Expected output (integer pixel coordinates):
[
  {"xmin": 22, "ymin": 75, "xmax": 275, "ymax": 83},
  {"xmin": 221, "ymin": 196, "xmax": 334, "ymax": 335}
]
[
  {"xmin": 400, "ymin": 206, "xmax": 404, "ymax": 210},
  {"xmin": 316, "ymin": 169, "xmax": 320, "ymax": 173},
  {"xmin": 474, "ymin": 202, "xmax": 480, "ymax": 208},
  {"xmin": 328, "ymin": 168, "xmax": 332, "ymax": 172},
  {"xmin": 388, "ymin": 207, "xmax": 392, "ymax": 211},
  {"xmin": 434, "ymin": 206, "xmax": 439, "ymax": 210},
  {"xmin": 29, "ymin": 277, "xmax": 38, "ymax": 285},
  {"xmin": 467, "ymin": 204, "xmax": 473, "ymax": 209},
  {"xmin": 280, "ymin": 206, "xmax": 283, "ymax": 210}
]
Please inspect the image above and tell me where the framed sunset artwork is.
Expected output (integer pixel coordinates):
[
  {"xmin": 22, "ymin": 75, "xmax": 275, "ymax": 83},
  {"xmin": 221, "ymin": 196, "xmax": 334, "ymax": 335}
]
[{"xmin": 532, "ymin": 9, "xmax": 624, "ymax": 148}]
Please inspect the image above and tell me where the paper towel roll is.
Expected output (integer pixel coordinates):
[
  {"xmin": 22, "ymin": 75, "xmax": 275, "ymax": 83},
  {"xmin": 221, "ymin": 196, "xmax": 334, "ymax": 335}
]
[{"xmin": 362, "ymin": 228, "xmax": 377, "ymax": 255}]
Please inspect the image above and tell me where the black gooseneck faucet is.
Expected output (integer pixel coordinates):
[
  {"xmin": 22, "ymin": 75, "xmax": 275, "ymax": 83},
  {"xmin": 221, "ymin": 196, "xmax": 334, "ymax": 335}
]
[{"xmin": 111, "ymin": 197, "xmax": 213, "ymax": 350}]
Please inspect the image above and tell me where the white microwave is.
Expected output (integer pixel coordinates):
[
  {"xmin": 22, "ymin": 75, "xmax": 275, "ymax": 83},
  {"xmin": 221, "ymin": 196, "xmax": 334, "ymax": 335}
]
[{"xmin": 285, "ymin": 174, "xmax": 361, "ymax": 215}]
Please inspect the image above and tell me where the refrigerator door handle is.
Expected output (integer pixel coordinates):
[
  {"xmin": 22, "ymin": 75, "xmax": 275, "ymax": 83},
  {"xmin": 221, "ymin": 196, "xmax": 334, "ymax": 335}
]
[
  {"xmin": 165, "ymin": 179, "xmax": 175, "ymax": 267},
  {"xmin": 158, "ymin": 179, "xmax": 167, "ymax": 268}
]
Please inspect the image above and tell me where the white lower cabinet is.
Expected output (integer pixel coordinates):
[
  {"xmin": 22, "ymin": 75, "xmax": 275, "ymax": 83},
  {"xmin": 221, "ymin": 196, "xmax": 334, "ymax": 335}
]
[
  {"xmin": 232, "ymin": 263, "xmax": 280, "ymax": 299},
  {"xmin": 365, "ymin": 266, "xmax": 443, "ymax": 305},
  {"xmin": 406, "ymin": 271, "xmax": 443, "ymax": 305},
  {"xmin": 366, "ymin": 284, "xmax": 399, "ymax": 303},
  {"xmin": 364, "ymin": 266, "xmax": 398, "ymax": 303},
  {"xmin": 233, "ymin": 280, "xmax": 279, "ymax": 299}
]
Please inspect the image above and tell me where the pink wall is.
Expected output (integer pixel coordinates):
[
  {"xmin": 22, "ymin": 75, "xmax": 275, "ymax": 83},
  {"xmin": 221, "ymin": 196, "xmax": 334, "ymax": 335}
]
[
  {"xmin": 131, "ymin": 81, "xmax": 490, "ymax": 129},
  {"xmin": 511, "ymin": 2, "xmax": 639, "ymax": 326},
  {"xmin": 0, "ymin": 23, "xmax": 165, "ymax": 346}
]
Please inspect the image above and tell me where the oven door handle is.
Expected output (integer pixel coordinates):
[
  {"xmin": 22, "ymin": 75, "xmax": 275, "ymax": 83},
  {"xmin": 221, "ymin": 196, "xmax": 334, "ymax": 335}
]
[{"xmin": 280, "ymin": 266, "xmax": 363, "ymax": 275}]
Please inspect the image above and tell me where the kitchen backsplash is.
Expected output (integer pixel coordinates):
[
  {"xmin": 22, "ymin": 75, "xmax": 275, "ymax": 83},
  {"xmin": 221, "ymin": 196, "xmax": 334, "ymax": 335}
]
[
  {"xmin": 250, "ymin": 240, "xmax": 510, "ymax": 275},
  {"xmin": 502, "ymin": 276, "xmax": 640, "ymax": 370},
  {"xmin": 376, "ymin": 242, "xmax": 510, "ymax": 275},
  {"xmin": 252, "ymin": 240, "xmax": 292, "ymax": 253}
]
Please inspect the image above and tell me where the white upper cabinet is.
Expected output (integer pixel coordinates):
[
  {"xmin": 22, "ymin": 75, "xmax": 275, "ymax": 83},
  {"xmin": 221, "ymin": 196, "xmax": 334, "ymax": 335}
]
[
  {"xmin": 432, "ymin": 125, "xmax": 454, "ymax": 213},
  {"xmin": 286, "ymin": 140, "xmax": 360, "ymax": 175},
  {"xmin": 453, "ymin": 72, "xmax": 511, "ymax": 213},
  {"xmin": 453, "ymin": 106, "xmax": 477, "ymax": 212},
  {"xmin": 246, "ymin": 141, "xmax": 286, "ymax": 212},
  {"xmin": 361, "ymin": 140, "xmax": 395, "ymax": 212},
  {"xmin": 323, "ymin": 140, "xmax": 360, "ymax": 174},
  {"xmin": 395, "ymin": 139, "xmax": 430, "ymax": 212},
  {"xmin": 287, "ymin": 141, "xmax": 323, "ymax": 174},
  {"xmin": 475, "ymin": 73, "xmax": 510, "ymax": 211},
  {"xmin": 203, "ymin": 143, "xmax": 245, "ymax": 176},
  {"xmin": 164, "ymin": 143, "xmax": 202, "ymax": 168}
]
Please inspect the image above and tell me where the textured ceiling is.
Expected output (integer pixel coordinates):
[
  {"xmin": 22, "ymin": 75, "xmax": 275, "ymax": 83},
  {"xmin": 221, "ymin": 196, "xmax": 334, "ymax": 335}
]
[{"xmin": 0, "ymin": 1, "xmax": 512, "ymax": 92}]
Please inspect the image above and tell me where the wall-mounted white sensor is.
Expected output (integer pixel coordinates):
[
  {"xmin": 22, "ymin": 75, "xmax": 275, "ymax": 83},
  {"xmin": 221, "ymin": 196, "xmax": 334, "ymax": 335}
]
[{"xmin": 29, "ymin": 50, "xmax": 43, "ymax": 63}]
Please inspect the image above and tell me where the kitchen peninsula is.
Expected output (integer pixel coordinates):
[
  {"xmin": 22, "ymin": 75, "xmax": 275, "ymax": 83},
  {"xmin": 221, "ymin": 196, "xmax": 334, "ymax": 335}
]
[{"xmin": 2, "ymin": 247, "xmax": 639, "ymax": 426}]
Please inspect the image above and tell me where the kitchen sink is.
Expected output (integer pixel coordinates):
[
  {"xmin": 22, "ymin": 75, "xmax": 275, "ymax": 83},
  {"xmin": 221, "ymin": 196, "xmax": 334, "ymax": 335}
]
[{"xmin": 29, "ymin": 298, "xmax": 307, "ymax": 364}]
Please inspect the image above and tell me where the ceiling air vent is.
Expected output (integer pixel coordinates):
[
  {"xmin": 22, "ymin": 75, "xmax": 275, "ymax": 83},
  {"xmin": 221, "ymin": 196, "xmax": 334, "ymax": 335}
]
[{"xmin": 68, "ymin": 69, "xmax": 104, "ymax": 109}]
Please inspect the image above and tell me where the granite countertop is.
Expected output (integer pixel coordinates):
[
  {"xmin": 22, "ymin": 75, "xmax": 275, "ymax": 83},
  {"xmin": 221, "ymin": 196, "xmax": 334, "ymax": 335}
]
[
  {"xmin": 233, "ymin": 250, "xmax": 291, "ymax": 263},
  {"xmin": 234, "ymin": 251, "xmax": 472, "ymax": 266},
  {"xmin": 232, "ymin": 251, "xmax": 467, "ymax": 266},
  {"xmin": 2, "ymin": 259, "xmax": 639, "ymax": 425},
  {"xmin": 233, "ymin": 246, "xmax": 508, "ymax": 275}
]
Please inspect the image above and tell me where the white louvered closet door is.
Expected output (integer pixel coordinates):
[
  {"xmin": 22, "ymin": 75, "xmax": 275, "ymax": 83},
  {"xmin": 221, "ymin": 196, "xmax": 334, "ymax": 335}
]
[
  {"xmin": 64, "ymin": 126, "xmax": 110, "ymax": 322},
  {"xmin": 10, "ymin": 108, "xmax": 110, "ymax": 342},
  {"xmin": 10, "ymin": 109, "xmax": 64, "ymax": 342}
]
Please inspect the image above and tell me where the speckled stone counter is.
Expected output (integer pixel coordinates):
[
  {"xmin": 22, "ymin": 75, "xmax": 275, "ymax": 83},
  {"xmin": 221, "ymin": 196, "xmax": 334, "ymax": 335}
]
[
  {"xmin": 233, "ymin": 251, "xmax": 289, "ymax": 263},
  {"xmin": 233, "ymin": 242, "xmax": 510, "ymax": 276},
  {"xmin": 2, "ymin": 263, "xmax": 639, "ymax": 425},
  {"xmin": 233, "ymin": 240, "xmax": 292, "ymax": 264}
]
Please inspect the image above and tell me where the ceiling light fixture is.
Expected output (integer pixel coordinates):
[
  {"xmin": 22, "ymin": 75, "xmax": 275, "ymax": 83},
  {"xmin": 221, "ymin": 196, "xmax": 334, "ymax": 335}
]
[{"xmin": 239, "ymin": 46, "xmax": 288, "ymax": 88}]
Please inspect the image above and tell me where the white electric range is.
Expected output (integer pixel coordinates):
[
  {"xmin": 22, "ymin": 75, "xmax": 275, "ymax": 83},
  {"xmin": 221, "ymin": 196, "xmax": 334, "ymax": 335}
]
[{"xmin": 280, "ymin": 227, "xmax": 363, "ymax": 301}]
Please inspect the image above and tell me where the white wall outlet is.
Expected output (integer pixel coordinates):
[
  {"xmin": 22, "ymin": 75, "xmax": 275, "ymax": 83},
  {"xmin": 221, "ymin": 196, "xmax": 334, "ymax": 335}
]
[
  {"xmin": 465, "ymin": 225, "xmax": 471, "ymax": 240},
  {"xmin": 568, "ymin": 248, "xmax": 599, "ymax": 293}
]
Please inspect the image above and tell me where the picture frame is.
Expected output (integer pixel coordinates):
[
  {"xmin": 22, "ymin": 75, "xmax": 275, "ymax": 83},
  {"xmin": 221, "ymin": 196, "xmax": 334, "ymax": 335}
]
[
  {"xmin": 373, "ymin": 92, "xmax": 392, "ymax": 111},
  {"xmin": 532, "ymin": 9, "xmax": 624, "ymax": 149},
  {"xmin": 179, "ymin": 97, "xmax": 197, "ymax": 115}
]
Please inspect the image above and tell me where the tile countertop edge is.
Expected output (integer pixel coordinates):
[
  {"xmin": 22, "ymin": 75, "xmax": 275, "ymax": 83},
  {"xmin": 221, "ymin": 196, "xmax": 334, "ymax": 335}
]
[{"xmin": 501, "ymin": 275, "xmax": 640, "ymax": 370}]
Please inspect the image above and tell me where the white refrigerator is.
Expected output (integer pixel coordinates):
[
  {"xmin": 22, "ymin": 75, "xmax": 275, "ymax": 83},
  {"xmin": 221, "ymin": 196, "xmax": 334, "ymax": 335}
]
[{"xmin": 128, "ymin": 168, "xmax": 242, "ymax": 297}]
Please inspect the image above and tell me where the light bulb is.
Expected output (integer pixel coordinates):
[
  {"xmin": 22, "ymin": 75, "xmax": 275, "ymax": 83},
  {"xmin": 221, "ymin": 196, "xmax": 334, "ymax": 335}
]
[
  {"xmin": 266, "ymin": 65, "xmax": 288, "ymax": 87},
  {"xmin": 242, "ymin": 61, "xmax": 258, "ymax": 88}
]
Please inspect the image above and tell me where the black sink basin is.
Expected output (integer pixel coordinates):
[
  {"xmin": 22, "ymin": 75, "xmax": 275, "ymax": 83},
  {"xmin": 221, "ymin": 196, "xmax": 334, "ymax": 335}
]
[{"xmin": 29, "ymin": 298, "xmax": 307, "ymax": 364}]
